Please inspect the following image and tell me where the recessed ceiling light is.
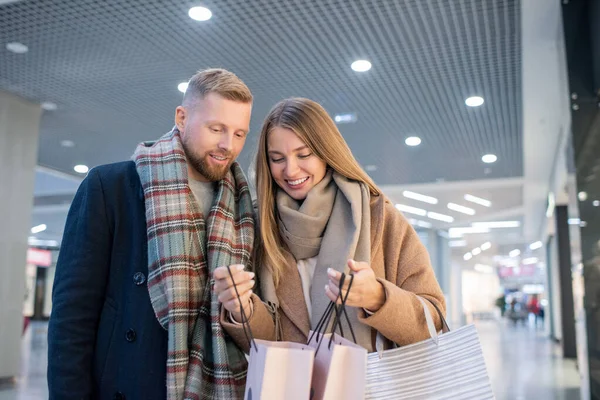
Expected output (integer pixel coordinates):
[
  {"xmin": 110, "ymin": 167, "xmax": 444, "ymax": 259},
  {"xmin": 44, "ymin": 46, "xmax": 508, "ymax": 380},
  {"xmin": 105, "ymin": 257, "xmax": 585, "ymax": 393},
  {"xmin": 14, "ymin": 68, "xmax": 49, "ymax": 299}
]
[
  {"xmin": 365, "ymin": 165, "xmax": 377, "ymax": 172},
  {"xmin": 529, "ymin": 241, "xmax": 543, "ymax": 250},
  {"xmin": 405, "ymin": 136, "xmax": 421, "ymax": 147},
  {"xmin": 472, "ymin": 221, "xmax": 520, "ymax": 228},
  {"xmin": 447, "ymin": 203, "xmax": 476, "ymax": 215},
  {"xmin": 395, "ymin": 203, "xmax": 427, "ymax": 216},
  {"xmin": 6, "ymin": 42, "xmax": 28, "ymax": 54},
  {"xmin": 409, "ymin": 219, "xmax": 432, "ymax": 229},
  {"xmin": 509, "ymin": 249, "xmax": 521, "ymax": 258},
  {"xmin": 464, "ymin": 194, "xmax": 492, "ymax": 207},
  {"xmin": 403, "ymin": 190, "xmax": 438, "ymax": 204},
  {"xmin": 594, "ymin": 200, "xmax": 600, "ymax": 207},
  {"xmin": 41, "ymin": 102, "xmax": 57, "ymax": 111},
  {"xmin": 178, "ymin": 82, "xmax": 189, "ymax": 93},
  {"xmin": 480, "ymin": 242, "xmax": 492, "ymax": 251},
  {"xmin": 465, "ymin": 96, "xmax": 484, "ymax": 107},
  {"xmin": 188, "ymin": 6, "xmax": 212, "ymax": 21},
  {"xmin": 427, "ymin": 211, "xmax": 454, "ymax": 223},
  {"xmin": 351, "ymin": 59, "xmax": 372, "ymax": 72},
  {"xmin": 74, "ymin": 164, "xmax": 89, "ymax": 174},
  {"xmin": 448, "ymin": 226, "xmax": 490, "ymax": 238},
  {"xmin": 449, "ymin": 240, "xmax": 467, "ymax": 248},
  {"xmin": 578, "ymin": 191, "xmax": 588, "ymax": 201},
  {"xmin": 522, "ymin": 257, "xmax": 538, "ymax": 265},
  {"xmin": 463, "ymin": 252, "xmax": 473, "ymax": 261},
  {"xmin": 482, "ymin": 154, "xmax": 497, "ymax": 164},
  {"xmin": 31, "ymin": 224, "xmax": 47, "ymax": 234},
  {"xmin": 568, "ymin": 218, "xmax": 581, "ymax": 225},
  {"xmin": 334, "ymin": 113, "xmax": 357, "ymax": 124},
  {"xmin": 60, "ymin": 140, "xmax": 75, "ymax": 148},
  {"xmin": 472, "ymin": 247, "xmax": 482, "ymax": 256}
]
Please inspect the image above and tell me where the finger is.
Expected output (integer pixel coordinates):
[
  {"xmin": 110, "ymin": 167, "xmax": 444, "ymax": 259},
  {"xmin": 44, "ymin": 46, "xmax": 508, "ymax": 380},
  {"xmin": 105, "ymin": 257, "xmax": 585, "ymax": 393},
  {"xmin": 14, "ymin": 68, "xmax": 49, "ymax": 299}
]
[
  {"xmin": 218, "ymin": 280, "xmax": 256, "ymax": 303},
  {"xmin": 214, "ymin": 270, "xmax": 254, "ymax": 291},
  {"xmin": 225, "ymin": 290, "xmax": 253, "ymax": 313},
  {"xmin": 347, "ymin": 259, "xmax": 370, "ymax": 272},
  {"xmin": 325, "ymin": 285, "xmax": 340, "ymax": 304},
  {"xmin": 213, "ymin": 264, "xmax": 245, "ymax": 280},
  {"xmin": 327, "ymin": 268, "xmax": 342, "ymax": 281}
]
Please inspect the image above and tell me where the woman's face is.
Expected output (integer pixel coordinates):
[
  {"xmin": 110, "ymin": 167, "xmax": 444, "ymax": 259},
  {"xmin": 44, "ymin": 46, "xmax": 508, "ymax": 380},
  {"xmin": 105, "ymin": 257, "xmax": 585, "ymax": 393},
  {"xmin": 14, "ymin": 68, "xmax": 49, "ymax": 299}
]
[{"xmin": 267, "ymin": 126, "xmax": 327, "ymax": 200}]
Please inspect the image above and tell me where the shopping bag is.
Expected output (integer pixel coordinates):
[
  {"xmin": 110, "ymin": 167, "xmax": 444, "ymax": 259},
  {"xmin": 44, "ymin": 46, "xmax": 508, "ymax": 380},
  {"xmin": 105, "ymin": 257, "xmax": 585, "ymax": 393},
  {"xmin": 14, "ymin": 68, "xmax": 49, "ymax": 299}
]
[
  {"xmin": 244, "ymin": 339, "xmax": 315, "ymax": 400},
  {"xmin": 224, "ymin": 266, "xmax": 316, "ymax": 400},
  {"xmin": 307, "ymin": 274, "xmax": 367, "ymax": 400},
  {"xmin": 365, "ymin": 296, "xmax": 494, "ymax": 399}
]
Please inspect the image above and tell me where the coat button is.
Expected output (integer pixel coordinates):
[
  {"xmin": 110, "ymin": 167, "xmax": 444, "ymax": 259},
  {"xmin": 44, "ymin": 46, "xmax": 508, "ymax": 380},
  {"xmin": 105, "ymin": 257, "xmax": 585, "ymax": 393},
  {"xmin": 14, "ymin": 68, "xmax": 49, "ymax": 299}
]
[
  {"xmin": 114, "ymin": 392, "xmax": 126, "ymax": 400},
  {"xmin": 125, "ymin": 329, "xmax": 136, "ymax": 342},
  {"xmin": 133, "ymin": 272, "xmax": 146, "ymax": 286}
]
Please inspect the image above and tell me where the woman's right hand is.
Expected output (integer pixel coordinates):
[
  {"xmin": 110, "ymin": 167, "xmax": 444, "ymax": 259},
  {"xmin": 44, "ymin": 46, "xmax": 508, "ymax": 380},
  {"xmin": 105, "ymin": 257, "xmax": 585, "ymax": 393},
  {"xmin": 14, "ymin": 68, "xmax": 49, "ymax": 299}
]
[{"xmin": 213, "ymin": 264, "xmax": 255, "ymax": 322}]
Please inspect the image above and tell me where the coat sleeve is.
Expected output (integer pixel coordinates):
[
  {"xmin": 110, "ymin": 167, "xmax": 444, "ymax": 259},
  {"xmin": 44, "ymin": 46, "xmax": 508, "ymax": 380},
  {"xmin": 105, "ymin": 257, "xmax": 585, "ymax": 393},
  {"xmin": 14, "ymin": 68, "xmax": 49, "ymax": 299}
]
[
  {"xmin": 47, "ymin": 168, "xmax": 113, "ymax": 399},
  {"xmin": 357, "ymin": 203, "xmax": 446, "ymax": 346}
]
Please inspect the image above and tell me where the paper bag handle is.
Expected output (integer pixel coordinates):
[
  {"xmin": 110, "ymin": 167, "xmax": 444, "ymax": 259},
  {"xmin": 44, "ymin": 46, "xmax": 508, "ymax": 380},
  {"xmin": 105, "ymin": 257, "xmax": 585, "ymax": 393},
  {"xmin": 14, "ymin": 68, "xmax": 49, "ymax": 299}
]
[
  {"xmin": 307, "ymin": 273, "xmax": 357, "ymax": 354},
  {"xmin": 226, "ymin": 265, "xmax": 258, "ymax": 353}
]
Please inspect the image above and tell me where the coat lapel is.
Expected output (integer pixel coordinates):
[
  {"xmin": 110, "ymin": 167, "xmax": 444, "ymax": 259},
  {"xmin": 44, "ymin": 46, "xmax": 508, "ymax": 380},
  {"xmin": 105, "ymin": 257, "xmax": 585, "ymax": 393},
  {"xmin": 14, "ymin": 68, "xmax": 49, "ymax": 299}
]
[{"xmin": 276, "ymin": 251, "xmax": 311, "ymax": 337}]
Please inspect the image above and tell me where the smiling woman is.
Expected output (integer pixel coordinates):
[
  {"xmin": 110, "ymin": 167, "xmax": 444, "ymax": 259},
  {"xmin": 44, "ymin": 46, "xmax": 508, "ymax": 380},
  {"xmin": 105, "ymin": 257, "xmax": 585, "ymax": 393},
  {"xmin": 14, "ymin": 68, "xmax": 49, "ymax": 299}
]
[
  {"xmin": 217, "ymin": 97, "xmax": 446, "ymax": 360},
  {"xmin": 267, "ymin": 126, "xmax": 327, "ymax": 200}
]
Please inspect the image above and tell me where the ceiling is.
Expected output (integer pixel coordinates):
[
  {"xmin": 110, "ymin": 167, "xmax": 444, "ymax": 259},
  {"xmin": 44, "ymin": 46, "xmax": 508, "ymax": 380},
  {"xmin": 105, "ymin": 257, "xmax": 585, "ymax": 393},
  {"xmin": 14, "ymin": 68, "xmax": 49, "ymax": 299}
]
[{"xmin": 1, "ymin": 0, "xmax": 573, "ymax": 263}]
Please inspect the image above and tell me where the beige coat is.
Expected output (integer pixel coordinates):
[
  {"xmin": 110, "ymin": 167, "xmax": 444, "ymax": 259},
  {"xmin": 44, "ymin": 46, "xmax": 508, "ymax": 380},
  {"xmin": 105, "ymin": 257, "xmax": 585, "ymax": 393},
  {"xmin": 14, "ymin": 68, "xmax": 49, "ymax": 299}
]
[{"xmin": 221, "ymin": 194, "xmax": 446, "ymax": 352}]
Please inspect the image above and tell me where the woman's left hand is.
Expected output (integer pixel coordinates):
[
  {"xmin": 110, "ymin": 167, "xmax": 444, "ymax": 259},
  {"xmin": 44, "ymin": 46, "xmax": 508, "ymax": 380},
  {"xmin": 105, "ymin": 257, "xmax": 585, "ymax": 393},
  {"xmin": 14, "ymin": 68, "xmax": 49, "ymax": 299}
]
[{"xmin": 325, "ymin": 259, "xmax": 386, "ymax": 312}]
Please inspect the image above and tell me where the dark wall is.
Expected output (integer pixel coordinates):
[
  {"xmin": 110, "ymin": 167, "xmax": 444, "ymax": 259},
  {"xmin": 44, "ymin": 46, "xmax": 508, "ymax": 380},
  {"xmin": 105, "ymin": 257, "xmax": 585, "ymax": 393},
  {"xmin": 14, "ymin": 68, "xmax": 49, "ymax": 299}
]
[{"xmin": 562, "ymin": 0, "xmax": 600, "ymax": 398}]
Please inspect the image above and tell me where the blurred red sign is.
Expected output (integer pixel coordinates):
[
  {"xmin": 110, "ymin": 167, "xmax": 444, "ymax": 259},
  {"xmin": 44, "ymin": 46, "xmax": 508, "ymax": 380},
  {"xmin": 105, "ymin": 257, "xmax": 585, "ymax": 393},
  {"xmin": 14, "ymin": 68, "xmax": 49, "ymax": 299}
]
[{"xmin": 27, "ymin": 248, "xmax": 52, "ymax": 267}]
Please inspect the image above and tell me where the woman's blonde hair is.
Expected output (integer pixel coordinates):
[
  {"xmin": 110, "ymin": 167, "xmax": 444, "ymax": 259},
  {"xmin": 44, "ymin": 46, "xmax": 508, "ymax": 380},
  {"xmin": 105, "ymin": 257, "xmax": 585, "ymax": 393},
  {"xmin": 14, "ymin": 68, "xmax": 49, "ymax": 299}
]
[{"xmin": 255, "ymin": 97, "xmax": 382, "ymax": 286}]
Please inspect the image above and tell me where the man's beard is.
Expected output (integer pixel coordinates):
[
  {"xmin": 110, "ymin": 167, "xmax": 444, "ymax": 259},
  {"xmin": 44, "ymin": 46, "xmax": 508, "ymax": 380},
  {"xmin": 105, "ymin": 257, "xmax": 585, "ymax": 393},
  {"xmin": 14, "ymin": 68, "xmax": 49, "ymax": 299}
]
[{"xmin": 182, "ymin": 140, "xmax": 232, "ymax": 182}]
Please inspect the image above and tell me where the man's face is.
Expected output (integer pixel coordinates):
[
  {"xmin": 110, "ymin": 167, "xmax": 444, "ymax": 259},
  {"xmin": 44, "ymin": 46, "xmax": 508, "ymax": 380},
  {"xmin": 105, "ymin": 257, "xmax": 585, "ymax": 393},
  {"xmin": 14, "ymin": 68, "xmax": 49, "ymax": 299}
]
[{"xmin": 175, "ymin": 92, "xmax": 252, "ymax": 182}]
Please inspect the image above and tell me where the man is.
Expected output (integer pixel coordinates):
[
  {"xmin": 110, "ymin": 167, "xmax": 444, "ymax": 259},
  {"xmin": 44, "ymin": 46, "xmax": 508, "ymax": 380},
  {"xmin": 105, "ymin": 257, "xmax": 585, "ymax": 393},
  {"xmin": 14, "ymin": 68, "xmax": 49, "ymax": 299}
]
[{"xmin": 48, "ymin": 68, "xmax": 256, "ymax": 399}]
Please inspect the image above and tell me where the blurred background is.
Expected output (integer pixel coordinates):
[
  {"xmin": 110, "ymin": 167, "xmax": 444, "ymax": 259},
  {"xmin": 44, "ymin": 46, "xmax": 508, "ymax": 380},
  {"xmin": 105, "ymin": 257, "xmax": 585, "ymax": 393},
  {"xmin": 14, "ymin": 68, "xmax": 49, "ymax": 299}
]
[{"xmin": 1, "ymin": 0, "xmax": 599, "ymax": 399}]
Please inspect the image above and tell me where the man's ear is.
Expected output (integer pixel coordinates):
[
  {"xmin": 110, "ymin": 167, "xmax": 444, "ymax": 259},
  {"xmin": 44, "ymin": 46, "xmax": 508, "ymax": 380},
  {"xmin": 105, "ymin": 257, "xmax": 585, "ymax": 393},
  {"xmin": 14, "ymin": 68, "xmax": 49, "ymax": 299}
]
[{"xmin": 175, "ymin": 106, "xmax": 186, "ymax": 132}]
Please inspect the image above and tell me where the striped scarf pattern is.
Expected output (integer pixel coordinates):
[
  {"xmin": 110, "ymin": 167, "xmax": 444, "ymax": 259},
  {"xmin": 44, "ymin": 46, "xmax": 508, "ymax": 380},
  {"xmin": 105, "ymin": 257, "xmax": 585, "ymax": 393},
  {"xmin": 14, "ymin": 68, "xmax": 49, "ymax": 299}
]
[{"xmin": 133, "ymin": 128, "xmax": 254, "ymax": 399}]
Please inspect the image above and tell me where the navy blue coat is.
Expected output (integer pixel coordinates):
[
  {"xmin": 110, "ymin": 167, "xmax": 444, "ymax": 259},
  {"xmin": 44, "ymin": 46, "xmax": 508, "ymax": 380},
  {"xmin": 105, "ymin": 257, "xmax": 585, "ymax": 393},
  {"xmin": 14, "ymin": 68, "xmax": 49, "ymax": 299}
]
[{"xmin": 48, "ymin": 161, "xmax": 168, "ymax": 400}]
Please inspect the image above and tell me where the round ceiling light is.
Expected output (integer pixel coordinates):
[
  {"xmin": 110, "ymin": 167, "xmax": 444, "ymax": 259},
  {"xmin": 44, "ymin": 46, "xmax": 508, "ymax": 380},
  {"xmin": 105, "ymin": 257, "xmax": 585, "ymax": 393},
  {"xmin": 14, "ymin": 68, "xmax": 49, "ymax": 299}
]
[
  {"xmin": 6, "ymin": 42, "xmax": 28, "ymax": 54},
  {"xmin": 465, "ymin": 96, "xmax": 484, "ymax": 107},
  {"xmin": 482, "ymin": 154, "xmax": 497, "ymax": 164},
  {"xmin": 74, "ymin": 165, "xmax": 89, "ymax": 174},
  {"xmin": 578, "ymin": 191, "xmax": 588, "ymax": 201},
  {"xmin": 351, "ymin": 60, "xmax": 372, "ymax": 72},
  {"xmin": 405, "ymin": 136, "xmax": 422, "ymax": 147},
  {"xmin": 188, "ymin": 6, "xmax": 212, "ymax": 21},
  {"xmin": 178, "ymin": 82, "xmax": 189, "ymax": 93},
  {"xmin": 41, "ymin": 102, "xmax": 57, "ymax": 111},
  {"xmin": 60, "ymin": 140, "xmax": 75, "ymax": 148}
]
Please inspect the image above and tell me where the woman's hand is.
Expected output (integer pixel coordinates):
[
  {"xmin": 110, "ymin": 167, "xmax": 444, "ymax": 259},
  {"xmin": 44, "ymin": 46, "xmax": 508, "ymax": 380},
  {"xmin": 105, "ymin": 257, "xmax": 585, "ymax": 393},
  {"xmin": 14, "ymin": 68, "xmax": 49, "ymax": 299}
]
[
  {"xmin": 325, "ymin": 259, "xmax": 386, "ymax": 312},
  {"xmin": 213, "ymin": 264, "xmax": 255, "ymax": 322}
]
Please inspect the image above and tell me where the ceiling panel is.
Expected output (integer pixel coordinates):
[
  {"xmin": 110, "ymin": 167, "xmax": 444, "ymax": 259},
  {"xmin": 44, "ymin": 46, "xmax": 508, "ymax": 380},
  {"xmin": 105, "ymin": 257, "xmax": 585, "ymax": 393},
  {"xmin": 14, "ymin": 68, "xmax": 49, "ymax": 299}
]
[{"xmin": 0, "ymin": 0, "xmax": 522, "ymax": 185}]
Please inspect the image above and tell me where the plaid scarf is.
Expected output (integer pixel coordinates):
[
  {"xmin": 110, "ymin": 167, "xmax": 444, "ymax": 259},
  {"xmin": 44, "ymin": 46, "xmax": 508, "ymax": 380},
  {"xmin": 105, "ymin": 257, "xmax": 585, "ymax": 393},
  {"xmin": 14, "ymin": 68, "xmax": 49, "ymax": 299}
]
[{"xmin": 133, "ymin": 128, "xmax": 254, "ymax": 399}]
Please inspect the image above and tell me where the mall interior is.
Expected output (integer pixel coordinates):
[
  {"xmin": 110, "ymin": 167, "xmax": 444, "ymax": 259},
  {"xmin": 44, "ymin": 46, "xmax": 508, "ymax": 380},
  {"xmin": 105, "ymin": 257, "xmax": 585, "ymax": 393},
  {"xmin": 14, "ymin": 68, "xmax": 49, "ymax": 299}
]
[{"xmin": 1, "ymin": 0, "xmax": 600, "ymax": 399}]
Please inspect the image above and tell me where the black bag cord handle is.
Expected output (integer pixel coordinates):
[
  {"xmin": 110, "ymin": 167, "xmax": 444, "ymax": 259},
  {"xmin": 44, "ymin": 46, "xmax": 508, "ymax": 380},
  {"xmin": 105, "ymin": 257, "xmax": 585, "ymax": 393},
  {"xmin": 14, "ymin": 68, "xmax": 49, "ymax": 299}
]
[
  {"xmin": 328, "ymin": 274, "xmax": 356, "ymax": 349},
  {"xmin": 226, "ymin": 265, "xmax": 258, "ymax": 353},
  {"xmin": 308, "ymin": 273, "xmax": 357, "ymax": 355}
]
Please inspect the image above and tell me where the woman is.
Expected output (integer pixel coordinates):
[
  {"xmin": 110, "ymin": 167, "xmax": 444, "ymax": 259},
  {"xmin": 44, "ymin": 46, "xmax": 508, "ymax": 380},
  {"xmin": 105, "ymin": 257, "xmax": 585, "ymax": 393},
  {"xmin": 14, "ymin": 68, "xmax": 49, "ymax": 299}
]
[{"xmin": 214, "ymin": 98, "xmax": 445, "ymax": 352}]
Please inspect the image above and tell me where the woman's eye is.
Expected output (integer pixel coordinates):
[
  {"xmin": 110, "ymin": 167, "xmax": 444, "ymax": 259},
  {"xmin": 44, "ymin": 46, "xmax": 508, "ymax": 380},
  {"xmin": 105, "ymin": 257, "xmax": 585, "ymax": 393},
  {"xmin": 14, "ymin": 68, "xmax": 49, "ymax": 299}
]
[
  {"xmin": 270, "ymin": 158, "xmax": 284, "ymax": 163},
  {"xmin": 298, "ymin": 153, "xmax": 312, "ymax": 159}
]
